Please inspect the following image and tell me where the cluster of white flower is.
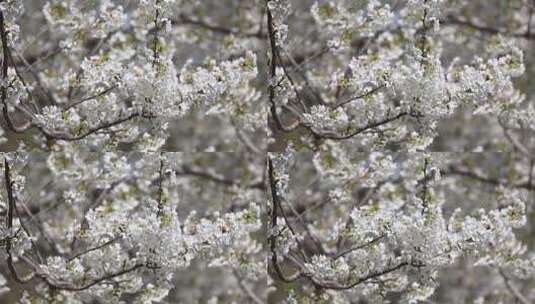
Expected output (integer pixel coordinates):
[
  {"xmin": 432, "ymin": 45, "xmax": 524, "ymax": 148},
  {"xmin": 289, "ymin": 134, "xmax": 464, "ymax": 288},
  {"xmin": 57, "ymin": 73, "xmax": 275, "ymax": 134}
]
[
  {"xmin": 311, "ymin": 0, "xmax": 394, "ymax": 49},
  {"xmin": 267, "ymin": 0, "xmax": 291, "ymax": 47},
  {"xmin": 449, "ymin": 38, "xmax": 525, "ymax": 115},
  {"xmin": 312, "ymin": 145, "xmax": 397, "ymax": 188},
  {"xmin": 302, "ymin": 105, "xmax": 348, "ymax": 132},
  {"xmin": 0, "ymin": 151, "xmax": 265, "ymax": 302},
  {"xmin": 43, "ymin": 0, "xmax": 126, "ymax": 48},
  {"xmin": 391, "ymin": 53, "xmax": 454, "ymax": 118},
  {"xmin": 124, "ymin": 55, "xmax": 186, "ymax": 118},
  {"xmin": 405, "ymin": 0, "xmax": 446, "ymax": 31},
  {"xmin": 268, "ymin": 0, "xmax": 532, "ymax": 154},
  {"xmin": 0, "ymin": 0, "xmax": 265, "ymax": 150},
  {"xmin": 3, "ymin": 1, "xmax": 535, "ymax": 303},
  {"xmin": 270, "ymin": 150, "xmax": 535, "ymax": 303}
]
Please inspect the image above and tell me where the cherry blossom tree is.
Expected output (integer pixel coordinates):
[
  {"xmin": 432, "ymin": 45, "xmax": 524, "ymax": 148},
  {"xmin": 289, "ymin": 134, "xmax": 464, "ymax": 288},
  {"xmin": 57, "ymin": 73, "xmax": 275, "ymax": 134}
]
[
  {"xmin": 1, "ymin": 1, "xmax": 267, "ymax": 301},
  {"xmin": 1, "ymin": 0, "xmax": 535, "ymax": 303},
  {"xmin": 0, "ymin": 0, "xmax": 266, "ymax": 151},
  {"xmin": 0, "ymin": 151, "xmax": 266, "ymax": 303},
  {"xmin": 268, "ymin": 148, "xmax": 534, "ymax": 303},
  {"xmin": 267, "ymin": 0, "xmax": 534, "ymax": 152},
  {"xmin": 266, "ymin": 0, "xmax": 535, "ymax": 303}
]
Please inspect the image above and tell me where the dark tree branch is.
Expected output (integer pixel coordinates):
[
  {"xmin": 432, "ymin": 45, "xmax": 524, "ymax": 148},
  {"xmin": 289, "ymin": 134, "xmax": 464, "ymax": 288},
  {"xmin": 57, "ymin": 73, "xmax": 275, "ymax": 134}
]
[
  {"xmin": 38, "ymin": 112, "xmax": 146, "ymax": 142},
  {"xmin": 179, "ymin": 165, "xmax": 264, "ymax": 190},
  {"xmin": 421, "ymin": 158, "xmax": 429, "ymax": 215},
  {"xmin": 443, "ymin": 15, "xmax": 535, "ymax": 40},
  {"xmin": 157, "ymin": 154, "xmax": 164, "ymax": 218},
  {"xmin": 310, "ymin": 261, "xmax": 410, "ymax": 290},
  {"xmin": 267, "ymin": 157, "xmax": 302, "ymax": 283},
  {"xmin": 172, "ymin": 14, "xmax": 266, "ymax": 39},
  {"xmin": 332, "ymin": 235, "xmax": 385, "ymax": 260},
  {"xmin": 445, "ymin": 166, "xmax": 535, "ymax": 191},
  {"xmin": 64, "ymin": 85, "xmax": 117, "ymax": 110},
  {"xmin": 0, "ymin": 10, "xmax": 31, "ymax": 133},
  {"xmin": 314, "ymin": 111, "xmax": 413, "ymax": 140},
  {"xmin": 4, "ymin": 157, "xmax": 34, "ymax": 283},
  {"xmin": 499, "ymin": 268, "xmax": 530, "ymax": 304},
  {"xmin": 14, "ymin": 241, "xmax": 147, "ymax": 292},
  {"xmin": 67, "ymin": 238, "xmax": 117, "ymax": 262},
  {"xmin": 267, "ymin": 4, "xmax": 299, "ymax": 133},
  {"xmin": 331, "ymin": 85, "xmax": 385, "ymax": 109}
]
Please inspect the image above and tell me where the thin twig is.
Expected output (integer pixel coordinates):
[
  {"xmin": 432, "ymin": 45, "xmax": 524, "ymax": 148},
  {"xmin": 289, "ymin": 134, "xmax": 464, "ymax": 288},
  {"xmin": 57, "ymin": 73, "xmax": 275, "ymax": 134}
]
[
  {"xmin": 232, "ymin": 270, "xmax": 263, "ymax": 304},
  {"xmin": 499, "ymin": 268, "xmax": 530, "ymax": 304}
]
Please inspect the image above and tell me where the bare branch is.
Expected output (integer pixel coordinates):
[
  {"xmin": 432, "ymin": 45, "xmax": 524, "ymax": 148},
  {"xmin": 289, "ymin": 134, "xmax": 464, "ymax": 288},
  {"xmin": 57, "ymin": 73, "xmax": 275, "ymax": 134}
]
[
  {"xmin": 267, "ymin": 156, "xmax": 303, "ymax": 283},
  {"xmin": 331, "ymin": 85, "xmax": 385, "ymax": 109},
  {"xmin": 4, "ymin": 157, "xmax": 34, "ymax": 284},
  {"xmin": 233, "ymin": 270, "xmax": 263, "ymax": 304},
  {"xmin": 172, "ymin": 14, "xmax": 266, "ymax": 39},
  {"xmin": 267, "ymin": 4, "xmax": 300, "ymax": 133},
  {"xmin": 332, "ymin": 235, "xmax": 385, "ymax": 260},
  {"xmin": 499, "ymin": 268, "xmax": 530, "ymax": 304},
  {"xmin": 443, "ymin": 15, "xmax": 535, "ymax": 40},
  {"xmin": 68, "ymin": 238, "xmax": 117, "ymax": 262},
  {"xmin": 179, "ymin": 165, "xmax": 264, "ymax": 190},
  {"xmin": 445, "ymin": 166, "xmax": 535, "ymax": 191},
  {"xmin": 0, "ymin": 10, "xmax": 31, "ymax": 133},
  {"xmin": 314, "ymin": 111, "xmax": 412, "ymax": 140}
]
